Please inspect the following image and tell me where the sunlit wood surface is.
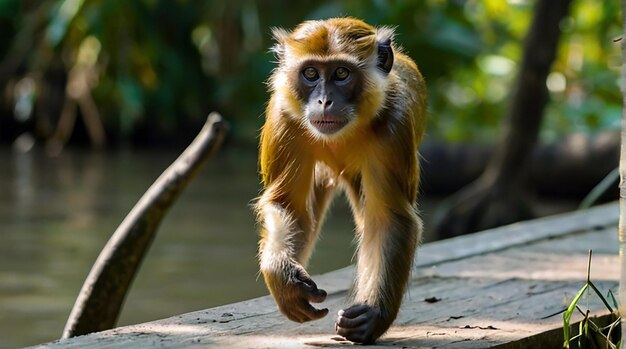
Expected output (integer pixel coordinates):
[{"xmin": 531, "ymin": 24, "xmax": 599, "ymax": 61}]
[{"xmin": 29, "ymin": 203, "xmax": 619, "ymax": 349}]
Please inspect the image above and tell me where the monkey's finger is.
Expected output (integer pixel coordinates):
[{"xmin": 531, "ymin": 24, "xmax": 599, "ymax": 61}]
[
  {"xmin": 279, "ymin": 298, "xmax": 313, "ymax": 323},
  {"xmin": 308, "ymin": 306, "xmax": 329, "ymax": 320},
  {"xmin": 292, "ymin": 308, "xmax": 317, "ymax": 323},
  {"xmin": 294, "ymin": 270, "xmax": 318, "ymax": 288},
  {"xmin": 335, "ymin": 323, "xmax": 370, "ymax": 344},
  {"xmin": 336, "ymin": 323, "xmax": 366, "ymax": 336},
  {"xmin": 295, "ymin": 278, "xmax": 327, "ymax": 303},
  {"xmin": 295, "ymin": 308, "xmax": 328, "ymax": 322},
  {"xmin": 284, "ymin": 309, "xmax": 306, "ymax": 323},
  {"xmin": 336, "ymin": 312, "xmax": 369, "ymax": 328},
  {"xmin": 295, "ymin": 279, "xmax": 317, "ymax": 293},
  {"xmin": 307, "ymin": 287, "xmax": 327, "ymax": 303},
  {"xmin": 339, "ymin": 304, "xmax": 370, "ymax": 318},
  {"xmin": 298, "ymin": 299, "xmax": 329, "ymax": 320}
]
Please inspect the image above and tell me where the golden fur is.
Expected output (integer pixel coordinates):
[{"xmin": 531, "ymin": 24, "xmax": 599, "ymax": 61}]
[{"xmin": 256, "ymin": 17, "xmax": 427, "ymax": 344}]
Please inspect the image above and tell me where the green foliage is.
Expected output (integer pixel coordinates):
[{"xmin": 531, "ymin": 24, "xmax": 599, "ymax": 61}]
[
  {"xmin": 0, "ymin": 0, "xmax": 621, "ymax": 144},
  {"xmin": 543, "ymin": 0, "xmax": 622, "ymax": 142}
]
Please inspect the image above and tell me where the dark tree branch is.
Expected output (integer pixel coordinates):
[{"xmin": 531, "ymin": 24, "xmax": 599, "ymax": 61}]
[{"xmin": 62, "ymin": 113, "xmax": 228, "ymax": 338}]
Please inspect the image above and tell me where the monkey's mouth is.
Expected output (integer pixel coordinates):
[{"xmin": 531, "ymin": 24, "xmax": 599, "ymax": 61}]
[{"xmin": 310, "ymin": 115, "xmax": 348, "ymax": 135}]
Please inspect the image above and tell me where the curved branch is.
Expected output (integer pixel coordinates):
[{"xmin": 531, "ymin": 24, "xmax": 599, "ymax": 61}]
[{"xmin": 62, "ymin": 112, "xmax": 228, "ymax": 338}]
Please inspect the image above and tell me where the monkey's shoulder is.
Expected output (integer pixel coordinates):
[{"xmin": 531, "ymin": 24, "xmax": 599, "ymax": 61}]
[{"xmin": 391, "ymin": 54, "xmax": 424, "ymax": 89}]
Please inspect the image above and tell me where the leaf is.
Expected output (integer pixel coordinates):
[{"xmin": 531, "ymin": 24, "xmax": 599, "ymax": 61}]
[{"xmin": 46, "ymin": 0, "xmax": 86, "ymax": 46}]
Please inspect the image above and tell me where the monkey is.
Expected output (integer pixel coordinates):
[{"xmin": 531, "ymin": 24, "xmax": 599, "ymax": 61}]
[{"xmin": 256, "ymin": 17, "xmax": 427, "ymax": 344}]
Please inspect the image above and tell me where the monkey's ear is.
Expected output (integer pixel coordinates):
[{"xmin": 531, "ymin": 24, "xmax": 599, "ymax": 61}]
[
  {"xmin": 376, "ymin": 28, "xmax": 395, "ymax": 74},
  {"xmin": 271, "ymin": 27, "xmax": 289, "ymax": 62}
]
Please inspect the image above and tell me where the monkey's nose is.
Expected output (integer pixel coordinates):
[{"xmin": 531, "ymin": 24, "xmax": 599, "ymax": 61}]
[{"xmin": 318, "ymin": 99, "xmax": 333, "ymax": 109}]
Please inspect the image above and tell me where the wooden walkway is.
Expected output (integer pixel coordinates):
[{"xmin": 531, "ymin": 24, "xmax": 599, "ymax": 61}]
[{"xmin": 30, "ymin": 203, "xmax": 619, "ymax": 349}]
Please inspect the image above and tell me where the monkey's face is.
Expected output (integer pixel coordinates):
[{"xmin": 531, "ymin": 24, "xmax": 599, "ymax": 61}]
[
  {"xmin": 294, "ymin": 60, "xmax": 362, "ymax": 137},
  {"xmin": 270, "ymin": 18, "xmax": 395, "ymax": 141}
]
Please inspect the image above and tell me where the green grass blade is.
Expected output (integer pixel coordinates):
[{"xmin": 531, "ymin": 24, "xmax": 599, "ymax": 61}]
[
  {"xmin": 588, "ymin": 281, "xmax": 614, "ymax": 312},
  {"xmin": 579, "ymin": 167, "xmax": 618, "ymax": 209},
  {"xmin": 577, "ymin": 317, "xmax": 584, "ymax": 348},
  {"xmin": 564, "ymin": 283, "xmax": 589, "ymax": 348},
  {"xmin": 607, "ymin": 289, "xmax": 619, "ymax": 310}
]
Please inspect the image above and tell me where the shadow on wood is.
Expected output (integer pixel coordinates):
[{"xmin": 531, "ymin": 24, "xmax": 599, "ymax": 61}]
[{"xmin": 61, "ymin": 113, "xmax": 228, "ymax": 339}]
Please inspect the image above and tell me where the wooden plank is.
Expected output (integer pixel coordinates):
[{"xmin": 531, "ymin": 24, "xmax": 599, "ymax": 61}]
[
  {"xmin": 388, "ymin": 228, "xmax": 617, "ymax": 348},
  {"xmin": 314, "ymin": 201, "xmax": 618, "ymax": 294},
  {"xmin": 415, "ymin": 202, "xmax": 617, "ymax": 267},
  {"xmin": 28, "ymin": 203, "xmax": 619, "ymax": 349}
]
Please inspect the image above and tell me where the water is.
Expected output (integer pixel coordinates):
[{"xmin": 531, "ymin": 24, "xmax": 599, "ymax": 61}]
[{"xmin": 0, "ymin": 146, "xmax": 370, "ymax": 348}]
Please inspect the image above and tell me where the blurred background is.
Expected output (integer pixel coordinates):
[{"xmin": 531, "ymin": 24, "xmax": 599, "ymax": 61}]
[{"xmin": 0, "ymin": 0, "xmax": 621, "ymax": 347}]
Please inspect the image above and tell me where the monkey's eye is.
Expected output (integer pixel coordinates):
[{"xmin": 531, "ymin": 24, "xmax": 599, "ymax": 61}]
[
  {"xmin": 302, "ymin": 67, "xmax": 319, "ymax": 82},
  {"xmin": 334, "ymin": 67, "xmax": 350, "ymax": 81}
]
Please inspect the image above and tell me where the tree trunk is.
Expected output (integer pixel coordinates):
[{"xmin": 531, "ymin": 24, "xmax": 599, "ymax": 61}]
[
  {"xmin": 433, "ymin": 0, "xmax": 573, "ymax": 238},
  {"xmin": 617, "ymin": 0, "xmax": 626, "ymax": 342}
]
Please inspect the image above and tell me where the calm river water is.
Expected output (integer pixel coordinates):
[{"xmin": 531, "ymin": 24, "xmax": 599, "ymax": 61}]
[{"xmin": 0, "ymin": 146, "xmax": 449, "ymax": 348}]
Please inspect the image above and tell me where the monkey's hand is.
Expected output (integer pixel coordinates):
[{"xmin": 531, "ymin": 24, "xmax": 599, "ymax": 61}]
[
  {"xmin": 265, "ymin": 265, "xmax": 328, "ymax": 323},
  {"xmin": 335, "ymin": 304, "xmax": 389, "ymax": 344}
]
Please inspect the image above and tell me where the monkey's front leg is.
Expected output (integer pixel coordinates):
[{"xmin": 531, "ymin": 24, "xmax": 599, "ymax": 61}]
[
  {"xmin": 336, "ymin": 208, "xmax": 421, "ymax": 344},
  {"xmin": 259, "ymin": 201, "xmax": 329, "ymax": 322}
]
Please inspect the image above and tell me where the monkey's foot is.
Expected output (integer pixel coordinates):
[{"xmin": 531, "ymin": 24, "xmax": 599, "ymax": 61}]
[{"xmin": 335, "ymin": 304, "xmax": 387, "ymax": 344}]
